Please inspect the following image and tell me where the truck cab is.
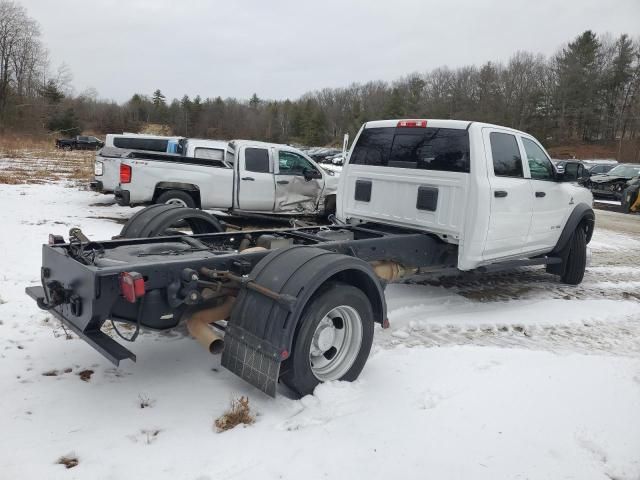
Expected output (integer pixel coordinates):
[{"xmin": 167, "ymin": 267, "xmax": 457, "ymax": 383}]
[
  {"xmin": 338, "ymin": 119, "xmax": 592, "ymax": 270},
  {"xmin": 230, "ymin": 140, "xmax": 338, "ymax": 214}
]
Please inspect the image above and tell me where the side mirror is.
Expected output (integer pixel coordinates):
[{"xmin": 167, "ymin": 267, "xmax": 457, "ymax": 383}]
[
  {"xmin": 560, "ymin": 162, "xmax": 587, "ymax": 182},
  {"xmin": 303, "ymin": 168, "xmax": 321, "ymax": 181}
]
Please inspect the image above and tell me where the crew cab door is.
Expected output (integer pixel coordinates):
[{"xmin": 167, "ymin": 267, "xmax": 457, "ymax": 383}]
[
  {"xmin": 274, "ymin": 149, "xmax": 324, "ymax": 213},
  {"xmin": 520, "ymin": 136, "xmax": 569, "ymax": 251},
  {"xmin": 237, "ymin": 146, "xmax": 275, "ymax": 211},
  {"xmin": 482, "ymin": 129, "xmax": 533, "ymax": 260}
]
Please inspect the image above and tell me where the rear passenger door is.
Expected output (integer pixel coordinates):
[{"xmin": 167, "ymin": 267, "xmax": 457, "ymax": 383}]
[
  {"xmin": 274, "ymin": 150, "xmax": 323, "ymax": 213},
  {"xmin": 482, "ymin": 129, "xmax": 533, "ymax": 260},
  {"xmin": 520, "ymin": 136, "xmax": 569, "ymax": 251},
  {"xmin": 237, "ymin": 146, "xmax": 275, "ymax": 211}
]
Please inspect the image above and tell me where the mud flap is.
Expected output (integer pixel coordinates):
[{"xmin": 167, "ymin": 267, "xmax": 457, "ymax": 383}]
[{"xmin": 221, "ymin": 324, "xmax": 281, "ymax": 397}]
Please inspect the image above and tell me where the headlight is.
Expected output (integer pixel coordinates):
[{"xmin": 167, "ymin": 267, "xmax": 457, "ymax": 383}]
[{"xmin": 94, "ymin": 161, "xmax": 103, "ymax": 176}]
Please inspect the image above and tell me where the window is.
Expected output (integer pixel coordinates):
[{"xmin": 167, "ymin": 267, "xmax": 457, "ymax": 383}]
[
  {"xmin": 194, "ymin": 147, "xmax": 224, "ymax": 161},
  {"xmin": 350, "ymin": 127, "xmax": 470, "ymax": 173},
  {"xmin": 490, "ymin": 132, "xmax": 523, "ymax": 178},
  {"xmin": 245, "ymin": 148, "xmax": 270, "ymax": 173},
  {"xmin": 78, "ymin": 136, "xmax": 88, "ymax": 141},
  {"xmin": 113, "ymin": 137, "xmax": 169, "ymax": 152},
  {"xmin": 278, "ymin": 151, "xmax": 316, "ymax": 175},
  {"xmin": 522, "ymin": 137, "xmax": 554, "ymax": 181},
  {"xmin": 225, "ymin": 151, "xmax": 235, "ymax": 164}
]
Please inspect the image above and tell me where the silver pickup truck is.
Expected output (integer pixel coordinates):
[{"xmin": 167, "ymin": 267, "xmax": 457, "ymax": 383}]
[{"xmin": 114, "ymin": 140, "xmax": 339, "ymax": 216}]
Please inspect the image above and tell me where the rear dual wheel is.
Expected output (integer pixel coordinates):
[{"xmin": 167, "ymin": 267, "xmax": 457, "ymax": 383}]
[
  {"xmin": 281, "ymin": 282, "xmax": 374, "ymax": 396},
  {"xmin": 118, "ymin": 204, "xmax": 223, "ymax": 238}
]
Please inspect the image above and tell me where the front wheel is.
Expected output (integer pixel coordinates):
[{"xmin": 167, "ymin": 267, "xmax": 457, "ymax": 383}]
[
  {"xmin": 281, "ymin": 282, "xmax": 374, "ymax": 397},
  {"xmin": 560, "ymin": 227, "xmax": 587, "ymax": 285},
  {"xmin": 62, "ymin": 145, "xmax": 72, "ymax": 151}
]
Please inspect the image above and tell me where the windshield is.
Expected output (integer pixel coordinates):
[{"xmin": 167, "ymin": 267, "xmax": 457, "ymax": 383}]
[{"xmin": 607, "ymin": 165, "xmax": 640, "ymax": 177}]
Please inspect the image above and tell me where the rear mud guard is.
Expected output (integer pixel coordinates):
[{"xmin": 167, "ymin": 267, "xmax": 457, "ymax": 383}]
[{"xmin": 221, "ymin": 246, "xmax": 385, "ymax": 396}]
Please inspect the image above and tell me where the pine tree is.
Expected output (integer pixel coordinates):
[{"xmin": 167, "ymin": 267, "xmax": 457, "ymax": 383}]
[{"xmin": 152, "ymin": 89, "xmax": 166, "ymax": 107}]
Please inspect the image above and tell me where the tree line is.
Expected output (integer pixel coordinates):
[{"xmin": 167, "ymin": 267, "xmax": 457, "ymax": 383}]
[{"xmin": 1, "ymin": 0, "xmax": 639, "ymax": 158}]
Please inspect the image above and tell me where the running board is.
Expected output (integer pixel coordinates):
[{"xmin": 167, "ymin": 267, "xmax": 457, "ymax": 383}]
[{"xmin": 476, "ymin": 256, "xmax": 561, "ymax": 273}]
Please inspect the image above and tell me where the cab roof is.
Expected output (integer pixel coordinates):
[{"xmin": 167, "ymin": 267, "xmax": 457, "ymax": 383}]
[{"xmin": 363, "ymin": 119, "xmax": 533, "ymax": 137}]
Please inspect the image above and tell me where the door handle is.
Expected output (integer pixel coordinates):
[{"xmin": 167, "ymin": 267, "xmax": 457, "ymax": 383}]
[
  {"xmin": 277, "ymin": 180, "xmax": 289, "ymax": 185},
  {"xmin": 241, "ymin": 177, "xmax": 255, "ymax": 181},
  {"xmin": 494, "ymin": 190, "xmax": 508, "ymax": 198},
  {"xmin": 535, "ymin": 191, "xmax": 546, "ymax": 198}
]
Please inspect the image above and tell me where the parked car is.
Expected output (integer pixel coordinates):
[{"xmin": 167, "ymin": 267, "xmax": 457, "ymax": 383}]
[
  {"xmin": 55, "ymin": 135, "xmax": 104, "ymax": 151},
  {"xmin": 114, "ymin": 140, "xmax": 338, "ymax": 216},
  {"xmin": 27, "ymin": 119, "xmax": 594, "ymax": 398},
  {"xmin": 584, "ymin": 163, "xmax": 640, "ymax": 200},
  {"xmin": 583, "ymin": 160, "xmax": 617, "ymax": 176},
  {"xmin": 92, "ymin": 133, "xmax": 186, "ymax": 192}
]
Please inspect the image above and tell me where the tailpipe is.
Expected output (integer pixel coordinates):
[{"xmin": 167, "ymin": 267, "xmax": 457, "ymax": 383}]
[{"xmin": 186, "ymin": 297, "xmax": 235, "ymax": 354}]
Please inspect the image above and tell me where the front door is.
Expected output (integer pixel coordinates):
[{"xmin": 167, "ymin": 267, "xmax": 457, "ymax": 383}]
[
  {"xmin": 520, "ymin": 136, "xmax": 570, "ymax": 251},
  {"xmin": 482, "ymin": 128, "xmax": 534, "ymax": 260},
  {"xmin": 237, "ymin": 146, "xmax": 275, "ymax": 211},
  {"xmin": 274, "ymin": 150, "xmax": 323, "ymax": 213}
]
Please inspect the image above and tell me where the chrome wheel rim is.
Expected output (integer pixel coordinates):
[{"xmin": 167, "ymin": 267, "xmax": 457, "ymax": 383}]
[
  {"xmin": 309, "ymin": 305, "xmax": 362, "ymax": 381},
  {"xmin": 165, "ymin": 198, "xmax": 188, "ymax": 207}
]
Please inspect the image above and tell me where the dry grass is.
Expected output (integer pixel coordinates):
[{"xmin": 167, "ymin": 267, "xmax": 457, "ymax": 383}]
[
  {"xmin": 138, "ymin": 394, "xmax": 155, "ymax": 409},
  {"xmin": 77, "ymin": 369, "xmax": 94, "ymax": 382},
  {"xmin": 214, "ymin": 396, "xmax": 255, "ymax": 432},
  {"xmin": 56, "ymin": 455, "xmax": 79, "ymax": 469},
  {"xmin": 0, "ymin": 134, "xmax": 94, "ymax": 185}
]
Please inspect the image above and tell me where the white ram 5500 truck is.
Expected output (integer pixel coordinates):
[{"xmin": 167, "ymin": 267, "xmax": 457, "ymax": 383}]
[{"xmin": 337, "ymin": 119, "xmax": 593, "ymax": 276}]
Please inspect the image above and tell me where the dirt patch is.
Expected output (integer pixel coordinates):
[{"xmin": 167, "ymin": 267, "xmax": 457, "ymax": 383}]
[{"xmin": 215, "ymin": 396, "xmax": 255, "ymax": 432}]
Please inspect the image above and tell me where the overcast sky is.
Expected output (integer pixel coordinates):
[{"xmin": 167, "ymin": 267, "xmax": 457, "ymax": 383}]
[{"xmin": 18, "ymin": 0, "xmax": 640, "ymax": 103}]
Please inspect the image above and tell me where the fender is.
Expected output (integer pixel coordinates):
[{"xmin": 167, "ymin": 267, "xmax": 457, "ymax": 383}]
[
  {"xmin": 230, "ymin": 246, "xmax": 385, "ymax": 352},
  {"xmin": 551, "ymin": 202, "xmax": 595, "ymax": 255}
]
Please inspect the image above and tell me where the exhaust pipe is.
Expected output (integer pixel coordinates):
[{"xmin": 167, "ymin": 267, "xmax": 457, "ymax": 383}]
[
  {"xmin": 186, "ymin": 296, "xmax": 235, "ymax": 354},
  {"xmin": 371, "ymin": 261, "xmax": 416, "ymax": 282}
]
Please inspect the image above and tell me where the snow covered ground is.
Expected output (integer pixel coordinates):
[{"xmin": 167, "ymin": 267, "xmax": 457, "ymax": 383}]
[{"xmin": 0, "ymin": 183, "xmax": 639, "ymax": 480}]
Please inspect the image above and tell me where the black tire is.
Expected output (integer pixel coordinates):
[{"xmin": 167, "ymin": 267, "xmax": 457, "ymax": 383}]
[
  {"xmin": 62, "ymin": 144, "xmax": 72, "ymax": 151},
  {"xmin": 155, "ymin": 190, "xmax": 197, "ymax": 208},
  {"xmin": 560, "ymin": 227, "xmax": 587, "ymax": 285},
  {"xmin": 118, "ymin": 204, "xmax": 223, "ymax": 238},
  {"xmin": 323, "ymin": 195, "xmax": 336, "ymax": 218},
  {"xmin": 281, "ymin": 282, "xmax": 374, "ymax": 397}
]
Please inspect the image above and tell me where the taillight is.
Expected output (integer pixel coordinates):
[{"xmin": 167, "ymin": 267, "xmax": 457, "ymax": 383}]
[
  {"xmin": 120, "ymin": 164, "xmax": 132, "ymax": 183},
  {"xmin": 119, "ymin": 272, "xmax": 145, "ymax": 303},
  {"xmin": 48, "ymin": 234, "xmax": 65, "ymax": 245},
  {"xmin": 397, "ymin": 120, "xmax": 427, "ymax": 128}
]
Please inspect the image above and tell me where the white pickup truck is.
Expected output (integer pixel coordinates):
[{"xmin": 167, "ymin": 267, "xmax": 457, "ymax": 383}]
[
  {"xmin": 29, "ymin": 118, "xmax": 594, "ymax": 398},
  {"xmin": 338, "ymin": 119, "xmax": 593, "ymax": 273},
  {"xmin": 114, "ymin": 140, "xmax": 339, "ymax": 216}
]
